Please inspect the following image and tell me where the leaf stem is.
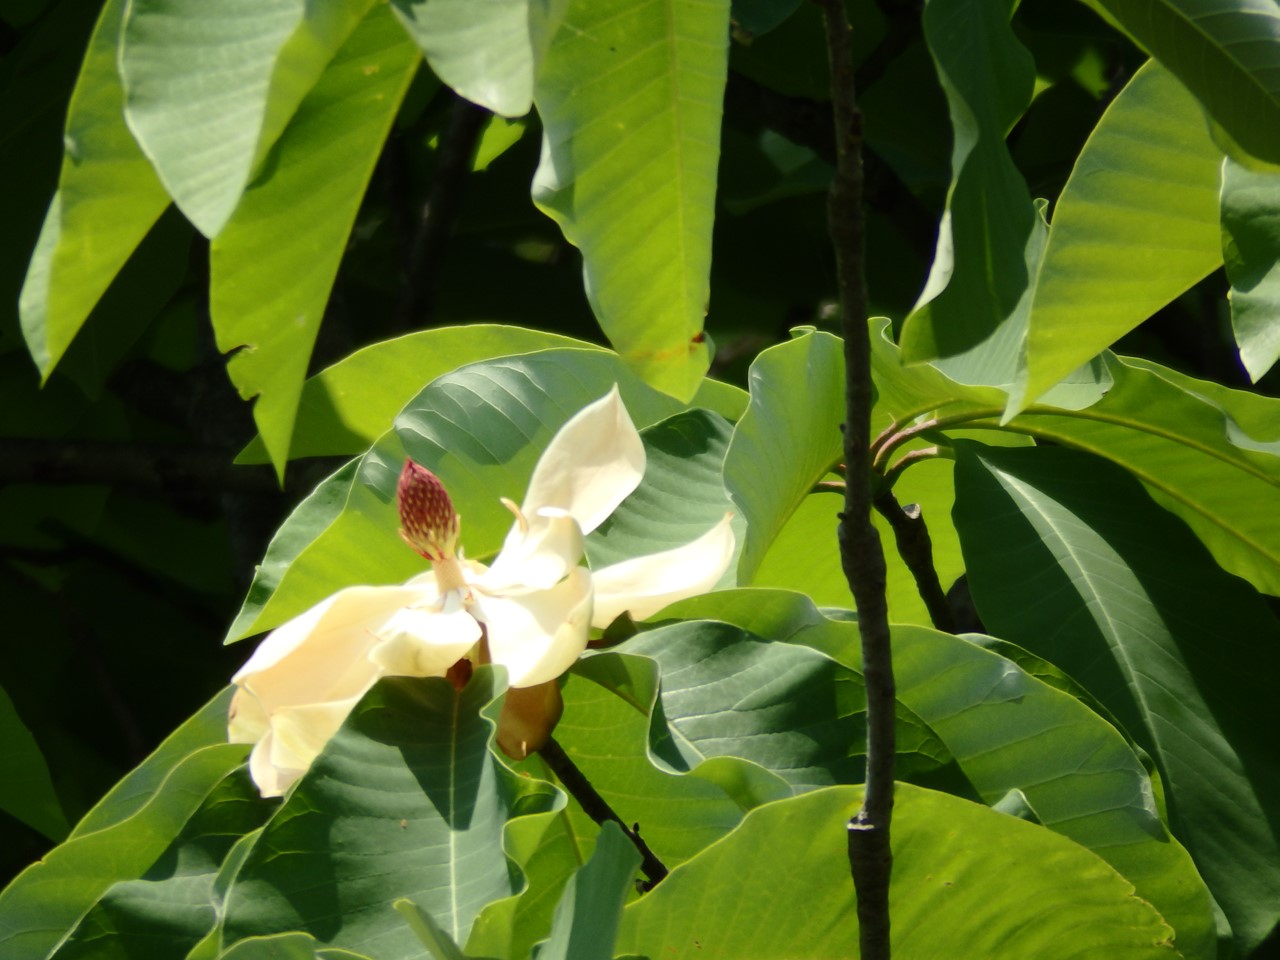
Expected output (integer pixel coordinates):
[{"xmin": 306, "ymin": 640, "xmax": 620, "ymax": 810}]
[
  {"xmin": 537, "ymin": 736, "xmax": 669, "ymax": 891},
  {"xmin": 817, "ymin": 0, "xmax": 895, "ymax": 956},
  {"xmin": 871, "ymin": 489, "xmax": 956, "ymax": 633}
]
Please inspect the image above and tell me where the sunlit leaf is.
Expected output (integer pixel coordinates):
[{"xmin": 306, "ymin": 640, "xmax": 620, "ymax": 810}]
[
  {"xmin": 211, "ymin": 4, "xmax": 420, "ymax": 478},
  {"xmin": 1221, "ymin": 156, "xmax": 1280, "ymax": 381},
  {"xmin": 899, "ymin": 0, "xmax": 1040, "ymax": 366},
  {"xmin": 532, "ymin": 821, "xmax": 638, "ymax": 960},
  {"xmin": 615, "ymin": 783, "xmax": 1178, "ymax": 958},
  {"xmin": 391, "ymin": 0, "xmax": 566, "ymax": 117},
  {"xmin": 18, "ymin": 0, "xmax": 170, "ymax": 378},
  {"xmin": 119, "ymin": 0, "xmax": 373, "ymax": 236},
  {"xmin": 662, "ymin": 588, "xmax": 1216, "ymax": 957},
  {"xmin": 1011, "ymin": 60, "xmax": 1224, "ymax": 414},
  {"xmin": 234, "ymin": 328, "xmax": 747, "ymax": 464},
  {"xmin": 218, "ymin": 672, "xmax": 560, "ymax": 959},
  {"xmin": 532, "ymin": 0, "xmax": 730, "ymax": 399},
  {"xmin": 954, "ymin": 441, "xmax": 1280, "ymax": 953},
  {"xmin": 1084, "ymin": 0, "xmax": 1280, "ymax": 164}
]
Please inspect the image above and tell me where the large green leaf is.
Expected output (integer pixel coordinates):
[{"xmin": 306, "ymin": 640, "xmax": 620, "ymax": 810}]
[
  {"xmin": 1085, "ymin": 0, "xmax": 1280, "ymax": 165},
  {"xmin": 953, "ymin": 442, "xmax": 1280, "ymax": 952},
  {"xmin": 211, "ymin": 4, "xmax": 420, "ymax": 478},
  {"xmin": 615, "ymin": 783, "xmax": 1178, "ymax": 958},
  {"xmin": 723, "ymin": 330, "xmax": 843, "ymax": 584},
  {"xmin": 1222, "ymin": 156, "xmax": 1280, "ymax": 381},
  {"xmin": 391, "ymin": 0, "xmax": 565, "ymax": 117},
  {"xmin": 18, "ymin": 0, "xmax": 170, "ymax": 379},
  {"xmin": 119, "ymin": 0, "xmax": 373, "ymax": 237},
  {"xmin": 870, "ymin": 323, "xmax": 1280, "ymax": 595},
  {"xmin": 234, "ymin": 328, "xmax": 748, "ymax": 464},
  {"xmin": 50, "ymin": 771, "xmax": 272, "ymax": 960},
  {"xmin": 0, "ymin": 683, "xmax": 67, "ymax": 842},
  {"xmin": 531, "ymin": 0, "xmax": 730, "ymax": 399},
  {"xmin": 1011, "ymin": 61, "xmax": 1224, "ymax": 414},
  {"xmin": 532, "ymin": 821, "xmax": 638, "ymax": 960},
  {"xmin": 0, "ymin": 742, "xmax": 247, "ymax": 960},
  {"xmin": 898, "ymin": 0, "xmax": 1040, "ymax": 365},
  {"xmin": 227, "ymin": 349, "xmax": 733, "ymax": 643},
  {"xmin": 218, "ymin": 672, "xmax": 559, "ymax": 959},
  {"xmin": 662, "ymin": 588, "xmax": 1216, "ymax": 958}
]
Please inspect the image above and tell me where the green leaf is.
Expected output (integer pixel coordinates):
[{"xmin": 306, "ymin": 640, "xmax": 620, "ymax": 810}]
[
  {"xmin": 595, "ymin": 619, "xmax": 948, "ymax": 789},
  {"xmin": 228, "ymin": 348, "xmax": 732, "ymax": 643},
  {"xmin": 234, "ymin": 328, "xmax": 748, "ymax": 464},
  {"xmin": 1222, "ymin": 156, "xmax": 1280, "ymax": 381},
  {"xmin": 723, "ymin": 330, "xmax": 843, "ymax": 584},
  {"xmin": 393, "ymin": 900, "xmax": 467, "ymax": 960},
  {"xmin": 0, "ymin": 682, "xmax": 67, "ymax": 841},
  {"xmin": 391, "ymin": 0, "xmax": 565, "ymax": 117},
  {"xmin": 18, "ymin": 0, "xmax": 170, "ymax": 378},
  {"xmin": 218, "ymin": 672, "xmax": 559, "ymax": 959},
  {"xmin": 1083, "ymin": 0, "xmax": 1280, "ymax": 165},
  {"xmin": 953, "ymin": 442, "xmax": 1280, "ymax": 952},
  {"xmin": 217, "ymin": 932, "xmax": 374, "ymax": 960},
  {"xmin": 51, "ymin": 770, "xmax": 272, "ymax": 960},
  {"xmin": 586, "ymin": 408, "xmax": 739, "ymax": 581},
  {"xmin": 871, "ymin": 324, "xmax": 1280, "ymax": 595},
  {"xmin": 615, "ymin": 783, "xmax": 1178, "ymax": 958},
  {"xmin": 532, "ymin": 0, "xmax": 730, "ymax": 399},
  {"xmin": 532, "ymin": 822, "xmax": 639, "ymax": 960},
  {"xmin": 661, "ymin": 588, "xmax": 1216, "ymax": 958},
  {"xmin": 899, "ymin": 0, "xmax": 1040, "ymax": 365},
  {"xmin": 0, "ymin": 743, "xmax": 248, "ymax": 960},
  {"xmin": 210, "ymin": 4, "xmax": 420, "ymax": 479},
  {"xmin": 119, "ymin": 0, "xmax": 374, "ymax": 237},
  {"xmin": 1011, "ymin": 60, "xmax": 1224, "ymax": 414}
]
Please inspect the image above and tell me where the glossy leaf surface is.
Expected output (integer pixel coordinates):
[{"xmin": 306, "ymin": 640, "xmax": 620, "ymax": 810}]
[{"xmin": 954, "ymin": 442, "xmax": 1280, "ymax": 952}]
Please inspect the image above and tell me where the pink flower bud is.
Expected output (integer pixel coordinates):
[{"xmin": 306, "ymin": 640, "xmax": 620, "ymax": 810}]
[{"xmin": 397, "ymin": 459, "xmax": 460, "ymax": 562}]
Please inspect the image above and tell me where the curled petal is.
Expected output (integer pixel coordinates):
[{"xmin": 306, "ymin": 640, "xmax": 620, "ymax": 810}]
[
  {"xmin": 521, "ymin": 385, "xmax": 645, "ymax": 535},
  {"xmin": 368, "ymin": 590, "xmax": 482, "ymax": 675},
  {"xmin": 476, "ymin": 566, "xmax": 593, "ymax": 687},
  {"xmin": 484, "ymin": 509, "xmax": 585, "ymax": 592},
  {"xmin": 590, "ymin": 513, "xmax": 737, "ymax": 627}
]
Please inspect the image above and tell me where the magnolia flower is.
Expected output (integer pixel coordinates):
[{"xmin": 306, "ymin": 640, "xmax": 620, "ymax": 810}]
[{"xmin": 229, "ymin": 387, "xmax": 735, "ymax": 797}]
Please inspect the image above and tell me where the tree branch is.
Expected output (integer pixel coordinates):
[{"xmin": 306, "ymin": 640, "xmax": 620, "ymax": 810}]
[
  {"xmin": 872, "ymin": 490, "xmax": 956, "ymax": 633},
  {"xmin": 817, "ymin": 1, "xmax": 896, "ymax": 957},
  {"xmin": 538, "ymin": 736, "xmax": 669, "ymax": 891}
]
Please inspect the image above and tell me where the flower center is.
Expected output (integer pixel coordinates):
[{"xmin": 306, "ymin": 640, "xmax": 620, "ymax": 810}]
[{"xmin": 397, "ymin": 459, "xmax": 468, "ymax": 594}]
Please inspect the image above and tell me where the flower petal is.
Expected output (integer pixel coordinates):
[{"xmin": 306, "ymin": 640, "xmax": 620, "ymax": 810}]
[
  {"xmin": 231, "ymin": 585, "xmax": 427, "ymax": 713},
  {"xmin": 590, "ymin": 513, "xmax": 737, "ymax": 627},
  {"xmin": 482, "ymin": 509, "xmax": 585, "ymax": 591},
  {"xmin": 521, "ymin": 385, "xmax": 645, "ymax": 535},
  {"xmin": 252, "ymin": 695, "xmax": 365, "ymax": 797},
  {"xmin": 476, "ymin": 566, "xmax": 592, "ymax": 687},
  {"xmin": 368, "ymin": 589, "xmax": 482, "ymax": 675}
]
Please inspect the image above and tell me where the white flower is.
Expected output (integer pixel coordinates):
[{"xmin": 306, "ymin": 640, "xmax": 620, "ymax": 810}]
[{"xmin": 229, "ymin": 386, "xmax": 736, "ymax": 796}]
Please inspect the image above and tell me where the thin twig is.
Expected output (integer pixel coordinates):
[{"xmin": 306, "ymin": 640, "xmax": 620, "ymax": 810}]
[
  {"xmin": 538, "ymin": 736, "xmax": 669, "ymax": 891},
  {"xmin": 817, "ymin": 1, "xmax": 895, "ymax": 957},
  {"xmin": 871, "ymin": 490, "xmax": 955, "ymax": 633}
]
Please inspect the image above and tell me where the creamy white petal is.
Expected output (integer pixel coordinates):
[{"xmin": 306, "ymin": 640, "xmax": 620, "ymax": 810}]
[
  {"xmin": 476, "ymin": 566, "xmax": 592, "ymax": 687},
  {"xmin": 228, "ymin": 687, "xmax": 269, "ymax": 744},
  {"xmin": 231, "ymin": 585, "xmax": 428, "ymax": 711},
  {"xmin": 252, "ymin": 695, "xmax": 367, "ymax": 797},
  {"xmin": 590, "ymin": 513, "xmax": 736, "ymax": 627},
  {"xmin": 521, "ymin": 386, "xmax": 645, "ymax": 534},
  {"xmin": 368, "ymin": 591, "xmax": 481, "ymax": 675},
  {"xmin": 483, "ymin": 509, "xmax": 584, "ymax": 591}
]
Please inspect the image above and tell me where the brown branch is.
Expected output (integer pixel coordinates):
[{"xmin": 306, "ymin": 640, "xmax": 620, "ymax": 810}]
[
  {"xmin": 537, "ymin": 736, "xmax": 669, "ymax": 891},
  {"xmin": 872, "ymin": 490, "xmax": 955, "ymax": 633},
  {"xmin": 817, "ymin": 1, "xmax": 895, "ymax": 957}
]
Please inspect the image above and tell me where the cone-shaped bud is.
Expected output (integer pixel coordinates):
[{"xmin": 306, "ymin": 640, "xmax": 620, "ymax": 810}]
[{"xmin": 398, "ymin": 459, "xmax": 460, "ymax": 562}]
